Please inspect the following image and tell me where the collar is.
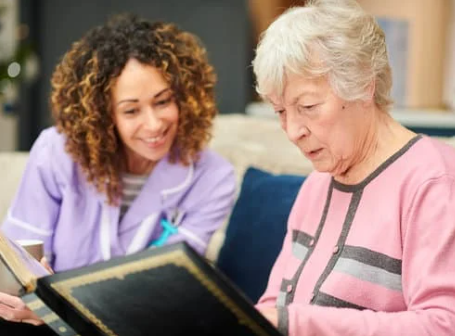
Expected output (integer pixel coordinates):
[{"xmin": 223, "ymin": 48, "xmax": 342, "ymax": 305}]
[{"xmin": 105, "ymin": 155, "xmax": 194, "ymax": 234}]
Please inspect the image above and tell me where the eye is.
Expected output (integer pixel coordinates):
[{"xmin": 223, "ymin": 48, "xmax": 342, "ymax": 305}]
[
  {"xmin": 275, "ymin": 109, "xmax": 285, "ymax": 115},
  {"xmin": 300, "ymin": 104, "xmax": 315, "ymax": 111},
  {"xmin": 157, "ymin": 98, "xmax": 171, "ymax": 105},
  {"xmin": 155, "ymin": 95, "xmax": 175, "ymax": 108},
  {"xmin": 123, "ymin": 108, "xmax": 138, "ymax": 115},
  {"xmin": 297, "ymin": 104, "xmax": 320, "ymax": 116}
]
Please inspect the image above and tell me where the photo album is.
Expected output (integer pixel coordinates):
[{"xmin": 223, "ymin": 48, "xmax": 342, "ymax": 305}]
[{"xmin": 0, "ymin": 232, "xmax": 281, "ymax": 336}]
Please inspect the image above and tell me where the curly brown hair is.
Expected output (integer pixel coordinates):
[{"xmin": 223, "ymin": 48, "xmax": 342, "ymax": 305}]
[{"xmin": 50, "ymin": 14, "xmax": 217, "ymax": 205}]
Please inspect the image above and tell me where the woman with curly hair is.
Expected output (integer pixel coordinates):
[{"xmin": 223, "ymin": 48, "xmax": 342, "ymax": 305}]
[{"xmin": 0, "ymin": 13, "xmax": 235, "ymax": 328}]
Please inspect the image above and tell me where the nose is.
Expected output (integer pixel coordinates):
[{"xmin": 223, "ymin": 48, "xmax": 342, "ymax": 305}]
[
  {"xmin": 285, "ymin": 110, "xmax": 309, "ymax": 143},
  {"xmin": 142, "ymin": 107, "xmax": 163, "ymax": 132}
]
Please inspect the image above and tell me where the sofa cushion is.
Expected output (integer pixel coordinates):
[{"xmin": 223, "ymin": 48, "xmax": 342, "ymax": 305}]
[
  {"xmin": 216, "ymin": 167, "xmax": 306, "ymax": 303},
  {"xmin": 210, "ymin": 114, "xmax": 313, "ymax": 185},
  {"xmin": 0, "ymin": 152, "xmax": 29, "ymax": 223}
]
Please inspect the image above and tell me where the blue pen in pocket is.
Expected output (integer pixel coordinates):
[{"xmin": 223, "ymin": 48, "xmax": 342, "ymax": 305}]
[{"xmin": 149, "ymin": 218, "xmax": 178, "ymax": 247}]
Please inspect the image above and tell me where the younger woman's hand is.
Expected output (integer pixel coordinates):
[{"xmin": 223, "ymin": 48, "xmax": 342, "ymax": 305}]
[{"xmin": 40, "ymin": 257, "xmax": 54, "ymax": 274}]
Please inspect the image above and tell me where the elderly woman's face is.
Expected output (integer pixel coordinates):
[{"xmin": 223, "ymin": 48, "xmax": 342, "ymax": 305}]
[
  {"xmin": 272, "ymin": 73, "xmax": 371, "ymax": 177},
  {"xmin": 112, "ymin": 58, "xmax": 179, "ymax": 174}
]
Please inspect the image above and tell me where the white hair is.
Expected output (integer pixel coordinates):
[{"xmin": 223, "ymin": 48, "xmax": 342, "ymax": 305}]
[{"xmin": 252, "ymin": 0, "xmax": 393, "ymax": 111}]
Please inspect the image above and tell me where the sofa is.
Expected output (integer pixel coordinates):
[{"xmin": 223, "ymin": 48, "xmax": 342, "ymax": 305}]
[
  {"xmin": 0, "ymin": 114, "xmax": 313, "ymax": 302},
  {"xmin": 2, "ymin": 113, "xmax": 454, "ymax": 304}
]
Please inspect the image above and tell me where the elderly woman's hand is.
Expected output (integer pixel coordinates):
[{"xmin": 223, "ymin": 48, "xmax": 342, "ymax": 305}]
[
  {"xmin": 258, "ymin": 306, "xmax": 279, "ymax": 327},
  {"xmin": 0, "ymin": 292, "xmax": 43, "ymax": 325}
]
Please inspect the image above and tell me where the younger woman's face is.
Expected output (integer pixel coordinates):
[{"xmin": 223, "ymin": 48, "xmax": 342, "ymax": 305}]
[{"xmin": 112, "ymin": 58, "xmax": 179, "ymax": 174}]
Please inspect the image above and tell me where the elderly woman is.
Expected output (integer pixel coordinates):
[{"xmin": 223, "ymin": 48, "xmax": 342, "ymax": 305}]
[{"xmin": 252, "ymin": 0, "xmax": 455, "ymax": 335}]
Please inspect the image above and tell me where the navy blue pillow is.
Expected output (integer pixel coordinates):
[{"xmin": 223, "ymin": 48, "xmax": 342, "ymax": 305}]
[{"xmin": 216, "ymin": 167, "xmax": 306, "ymax": 303}]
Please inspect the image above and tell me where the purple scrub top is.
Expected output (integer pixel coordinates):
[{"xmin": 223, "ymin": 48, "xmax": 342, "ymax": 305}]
[{"xmin": 2, "ymin": 127, "xmax": 236, "ymax": 272}]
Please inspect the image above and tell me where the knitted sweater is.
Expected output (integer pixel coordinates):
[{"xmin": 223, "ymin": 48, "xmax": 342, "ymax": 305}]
[{"xmin": 256, "ymin": 135, "xmax": 455, "ymax": 336}]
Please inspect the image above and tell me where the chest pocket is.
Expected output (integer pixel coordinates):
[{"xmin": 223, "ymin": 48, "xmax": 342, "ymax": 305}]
[{"xmin": 291, "ymin": 230, "xmax": 314, "ymax": 261}]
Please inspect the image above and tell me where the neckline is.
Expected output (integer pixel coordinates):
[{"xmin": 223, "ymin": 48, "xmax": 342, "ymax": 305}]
[
  {"xmin": 332, "ymin": 134, "xmax": 423, "ymax": 193},
  {"xmin": 121, "ymin": 172, "xmax": 149, "ymax": 179}
]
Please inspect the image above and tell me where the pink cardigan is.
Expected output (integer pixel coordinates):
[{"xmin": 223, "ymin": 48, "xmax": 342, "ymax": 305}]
[{"xmin": 257, "ymin": 135, "xmax": 455, "ymax": 336}]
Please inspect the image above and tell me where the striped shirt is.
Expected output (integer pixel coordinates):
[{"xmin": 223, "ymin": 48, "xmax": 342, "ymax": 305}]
[
  {"xmin": 120, "ymin": 173, "xmax": 148, "ymax": 219},
  {"xmin": 257, "ymin": 135, "xmax": 455, "ymax": 336}
]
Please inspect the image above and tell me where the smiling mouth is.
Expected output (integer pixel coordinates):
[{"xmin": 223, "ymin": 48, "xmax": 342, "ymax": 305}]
[
  {"xmin": 143, "ymin": 128, "xmax": 168, "ymax": 145},
  {"xmin": 144, "ymin": 135, "xmax": 164, "ymax": 144}
]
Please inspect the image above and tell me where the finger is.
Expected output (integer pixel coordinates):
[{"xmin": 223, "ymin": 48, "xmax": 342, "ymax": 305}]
[
  {"xmin": 40, "ymin": 257, "xmax": 54, "ymax": 274},
  {"xmin": 21, "ymin": 317, "xmax": 44, "ymax": 326},
  {"xmin": 0, "ymin": 303, "xmax": 42, "ymax": 325},
  {"xmin": 0, "ymin": 292, "xmax": 25, "ymax": 309},
  {"xmin": 17, "ymin": 309, "xmax": 44, "ymax": 326},
  {"xmin": 0, "ymin": 304, "xmax": 15, "ymax": 320}
]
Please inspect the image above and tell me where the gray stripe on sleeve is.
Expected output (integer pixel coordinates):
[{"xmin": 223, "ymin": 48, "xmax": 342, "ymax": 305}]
[
  {"xmin": 312, "ymin": 291, "xmax": 367, "ymax": 310},
  {"xmin": 341, "ymin": 245, "xmax": 402, "ymax": 275},
  {"xmin": 334, "ymin": 257, "xmax": 402, "ymax": 291}
]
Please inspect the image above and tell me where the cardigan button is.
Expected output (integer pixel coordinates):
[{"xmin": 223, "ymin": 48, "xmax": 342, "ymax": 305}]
[
  {"xmin": 286, "ymin": 284, "xmax": 293, "ymax": 293},
  {"xmin": 333, "ymin": 245, "xmax": 340, "ymax": 254},
  {"xmin": 309, "ymin": 239, "xmax": 315, "ymax": 247}
]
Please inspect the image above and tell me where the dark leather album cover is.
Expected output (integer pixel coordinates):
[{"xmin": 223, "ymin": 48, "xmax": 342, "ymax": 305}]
[{"xmin": 35, "ymin": 243, "xmax": 282, "ymax": 336}]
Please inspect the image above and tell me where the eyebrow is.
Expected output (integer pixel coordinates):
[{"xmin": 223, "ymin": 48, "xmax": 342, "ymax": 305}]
[
  {"xmin": 289, "ymin": 90, "xmax": 319, "ymax": 106},
  {"xmin": 116, "ymin": 88, "xmax": 172, "ymax": 106}
]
